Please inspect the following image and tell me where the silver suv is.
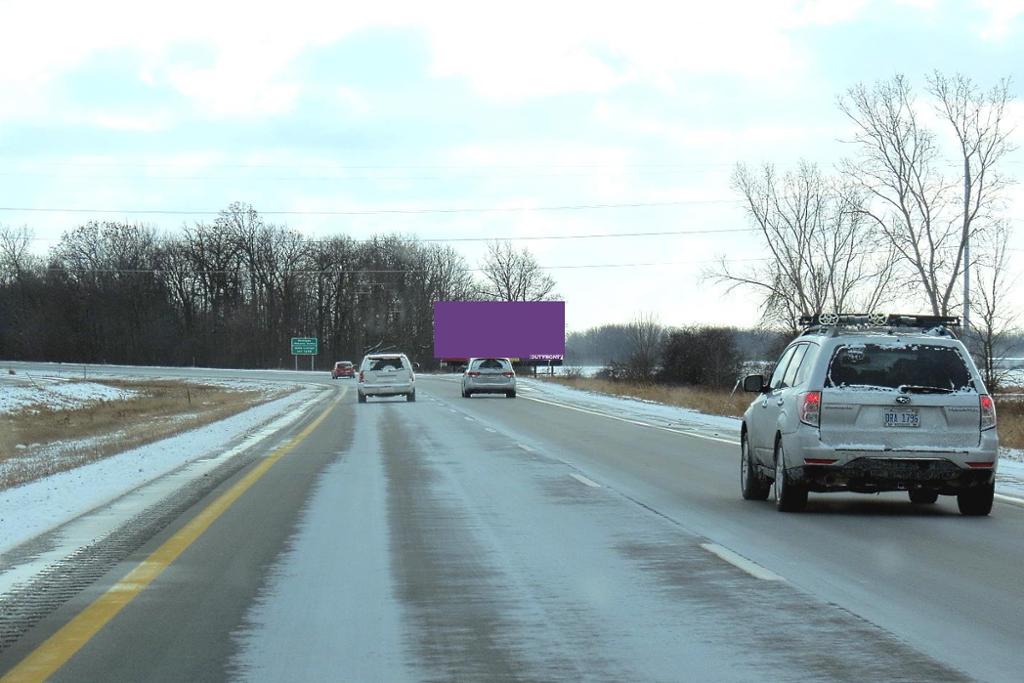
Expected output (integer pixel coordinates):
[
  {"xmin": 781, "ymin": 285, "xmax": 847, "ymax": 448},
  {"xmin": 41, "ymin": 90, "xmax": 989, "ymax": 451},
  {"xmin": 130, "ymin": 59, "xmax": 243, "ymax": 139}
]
[
  {"xmin": 740, "ymin": 314, "xmax": 998, "ymax": 515},
  {"xmin": 461, "ymin": 357, "xmax": 517, "ymax": 398}
]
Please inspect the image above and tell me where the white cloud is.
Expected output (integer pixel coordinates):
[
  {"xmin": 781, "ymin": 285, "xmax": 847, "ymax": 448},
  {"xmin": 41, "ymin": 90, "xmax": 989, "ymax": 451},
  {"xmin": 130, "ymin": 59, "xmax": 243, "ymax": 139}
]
[
  {"xmin": 0, "ymin": 0, "xmax": 875, "ymax": 118},
  {"xmin": 0, "ymin": 0, "xmax": 386, "ymax": 122},
  {"xmin": 974, "ymin": 0, "xmax": 1024, "ymax": 41},
  {"xmin": 411, "ymin": 2, "xmax": 822, "ymax": 100}
]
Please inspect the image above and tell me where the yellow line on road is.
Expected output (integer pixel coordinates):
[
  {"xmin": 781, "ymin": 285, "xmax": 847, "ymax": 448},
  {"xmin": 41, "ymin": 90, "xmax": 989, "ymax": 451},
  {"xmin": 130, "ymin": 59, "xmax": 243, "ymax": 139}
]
[{"xmin": 1, "ymin": 391, "xmax": 343, "ymax": 683}]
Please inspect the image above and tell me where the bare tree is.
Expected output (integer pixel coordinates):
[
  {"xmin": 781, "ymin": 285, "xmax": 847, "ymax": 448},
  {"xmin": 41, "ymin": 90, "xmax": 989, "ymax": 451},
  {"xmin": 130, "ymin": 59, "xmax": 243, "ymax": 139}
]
[
  {"xmin": 712, "ymin": 161, "xmax": 896, "ymax": 330},
  {"xmin": 477, "ymin": 241, "xmax": 557, "ymax": 301},
  {"xmin": 0, "ymin": 225, "xmax": 38, "ymax": 284},
  {"xmin": 969, "ymin": 221, "xmax": 1018, "ymax": 390},
  {"xmin": 838, "ymin": 73, "xmax": 1014, "ymax": 316},
  {"xmin": 626, "ymin": 312, "xmax": 663, "ymax": 381}
]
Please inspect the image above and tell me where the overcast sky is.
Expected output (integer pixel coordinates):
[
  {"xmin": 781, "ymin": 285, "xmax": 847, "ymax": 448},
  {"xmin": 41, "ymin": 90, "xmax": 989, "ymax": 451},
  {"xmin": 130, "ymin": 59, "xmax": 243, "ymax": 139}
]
[{"xmin": 2, "ymin": 0, "xmax": 1023, "ymax": 332}]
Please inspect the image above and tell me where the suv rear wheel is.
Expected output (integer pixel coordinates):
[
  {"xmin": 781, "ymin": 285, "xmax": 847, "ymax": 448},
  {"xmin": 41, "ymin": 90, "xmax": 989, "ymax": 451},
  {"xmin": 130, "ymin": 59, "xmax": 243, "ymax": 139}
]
[
  {"xmin": 407, "ymin": 391, "xmax": 416, "ymax": 402},
  {"xmin": 740, "ymin": 434, "xmax": 770, "ymax": 501},
  {"xmin": 774, "ymin": 440, "xmax": 807, "ymax": 512},
  {"xmin": 957, "ymin": 482, "xmax": 994, "ymax": 516},
  {"xmin": 358, "ymin": 392, "xmax": 366, "ymax": 404}
]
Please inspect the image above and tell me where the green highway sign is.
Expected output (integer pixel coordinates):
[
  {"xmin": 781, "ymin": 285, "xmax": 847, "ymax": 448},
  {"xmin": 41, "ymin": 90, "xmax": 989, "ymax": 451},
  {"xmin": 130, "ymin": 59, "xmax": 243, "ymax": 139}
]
[{"xmin": 291, "ymin": 337, "xmax": 318, "ymax": 355}]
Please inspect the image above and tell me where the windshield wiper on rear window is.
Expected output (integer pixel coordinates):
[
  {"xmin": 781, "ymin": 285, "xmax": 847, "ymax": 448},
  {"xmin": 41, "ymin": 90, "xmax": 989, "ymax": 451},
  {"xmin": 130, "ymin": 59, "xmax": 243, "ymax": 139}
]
[{"xmin": 898, "ymin": 384, "xmax": 955, "ymax": 394}]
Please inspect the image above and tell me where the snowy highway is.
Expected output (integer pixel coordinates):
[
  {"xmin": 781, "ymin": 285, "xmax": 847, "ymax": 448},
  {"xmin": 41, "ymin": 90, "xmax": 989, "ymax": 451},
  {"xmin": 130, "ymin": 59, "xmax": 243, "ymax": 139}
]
[{"xmin": 2, "ymin": 367, "xmax": 1024, "ymax": 681}]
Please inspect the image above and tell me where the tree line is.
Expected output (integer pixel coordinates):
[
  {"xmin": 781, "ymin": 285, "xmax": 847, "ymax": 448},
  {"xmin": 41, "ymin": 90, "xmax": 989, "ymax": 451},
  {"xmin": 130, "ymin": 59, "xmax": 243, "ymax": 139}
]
[{"xmin": 0, "ymin": 205, "xmax": 557, "ymax": 369}]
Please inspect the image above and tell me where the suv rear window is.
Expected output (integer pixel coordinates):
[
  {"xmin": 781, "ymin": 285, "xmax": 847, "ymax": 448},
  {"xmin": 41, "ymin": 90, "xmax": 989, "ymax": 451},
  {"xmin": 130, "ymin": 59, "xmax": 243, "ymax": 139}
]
[
  {"xmin": 826, "ymin": 343, "xmax": 975, "ymax": 392},
  {"xmin": 472, "ymin": 358, "xmax": 508, "ymax": 370},
  {"xmin": 369, "ymin": 357, "xmax": 404, "ymax": 371}
]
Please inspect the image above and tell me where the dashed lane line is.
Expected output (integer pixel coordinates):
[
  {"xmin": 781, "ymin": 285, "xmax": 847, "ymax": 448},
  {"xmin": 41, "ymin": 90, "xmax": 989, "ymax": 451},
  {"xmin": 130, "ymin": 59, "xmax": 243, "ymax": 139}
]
[
  {"xmin": 569, "ymin": 473, "xmax": 601, "ymax": 488},
  {"xmin": 519, "ymin": 394, "xmax": 739, "ymax": 445},
  {"xmin": 701, "ymin": 543, "xmax": 786, "ymax": 582}
]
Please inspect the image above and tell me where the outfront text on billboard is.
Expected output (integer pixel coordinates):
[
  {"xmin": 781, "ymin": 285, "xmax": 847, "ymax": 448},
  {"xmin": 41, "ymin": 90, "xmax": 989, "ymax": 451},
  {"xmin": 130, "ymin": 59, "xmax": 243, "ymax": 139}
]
[{"xmin": 433, "ymin": 301, "xmax": 565, "ymax": 360}]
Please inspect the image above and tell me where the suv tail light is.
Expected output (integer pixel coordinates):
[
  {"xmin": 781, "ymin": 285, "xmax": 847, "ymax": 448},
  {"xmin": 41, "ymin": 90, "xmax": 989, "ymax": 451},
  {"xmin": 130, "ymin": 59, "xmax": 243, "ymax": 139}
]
[
  {"xmin": 980, "ymin": 394, "xmax": 996, "ymax": 431},
  {"xmin": 358, "ymin": 371, "xmax": 364, "ymax": 383},
  {"xmin": 799, "ymin": 391, "xmax": 821, "ymax": 427}
]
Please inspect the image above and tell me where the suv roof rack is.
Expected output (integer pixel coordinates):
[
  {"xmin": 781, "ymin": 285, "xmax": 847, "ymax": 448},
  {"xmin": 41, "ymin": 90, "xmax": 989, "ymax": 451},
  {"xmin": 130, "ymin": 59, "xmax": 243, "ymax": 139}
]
[{"xmin": 798, "ymin": 313, "xmax": 961, "ymax": 338}]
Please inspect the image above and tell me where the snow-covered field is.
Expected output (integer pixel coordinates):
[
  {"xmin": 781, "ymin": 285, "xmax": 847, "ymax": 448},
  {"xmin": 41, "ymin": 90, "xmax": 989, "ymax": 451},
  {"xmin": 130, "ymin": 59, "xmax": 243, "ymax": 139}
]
[
  {"xmin": 0, "ymin": 375, "xmax": 138, "ymax": 414},
  {"xmin": 0, "ymin": 386, "xmax": 325, "ymax": 555},
  {"xmin": 0, "ymin": 371, "xmax": 289, "ymax": 416}
]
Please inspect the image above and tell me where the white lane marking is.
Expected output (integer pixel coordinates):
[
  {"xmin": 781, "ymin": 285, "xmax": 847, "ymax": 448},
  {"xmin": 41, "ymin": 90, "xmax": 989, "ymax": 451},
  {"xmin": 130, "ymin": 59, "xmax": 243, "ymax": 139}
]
[
  {"xmin": 569, "ymin": 472, "xmax": 601, "ymax": 488},
  {"xmin": 994, "ymin": 493, "xmax": 1024, "ymax": 508},
  {"xmin": 701, "ymin": 543, "xmax": 786, "ymax": 582},
  {"xmin": 463, "ymin": 416, "xmax": 474, "ymax": 422},
  {"xmin": 449, "ymin": 409, "xmax": 458, "ymax": 414},
  {"xmin": 520, "ymin": 394, "xmax": 739, "ymax": 445},
  {"xmin": 517, "ymin": 443, "xmax": 535, "ymax": 453},
  {"xmin": 484, "ymin": 427, "xmax": 497, "ymax": 433}
]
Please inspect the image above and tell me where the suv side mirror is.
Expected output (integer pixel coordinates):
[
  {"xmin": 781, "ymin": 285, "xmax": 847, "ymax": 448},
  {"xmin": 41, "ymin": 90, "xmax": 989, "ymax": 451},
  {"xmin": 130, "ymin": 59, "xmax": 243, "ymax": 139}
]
[
  {"xmin": 414, "ymin": 362, "xmax": 421, "ymax": 371},
  {"xmin": 743, "ymin": 374, "xmax": 767, "ymax": 393}
]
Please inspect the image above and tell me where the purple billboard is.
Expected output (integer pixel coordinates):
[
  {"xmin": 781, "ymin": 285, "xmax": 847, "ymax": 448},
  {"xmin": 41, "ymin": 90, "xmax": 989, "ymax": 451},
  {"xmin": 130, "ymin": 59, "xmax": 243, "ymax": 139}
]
[{"xmin": 433, "ymin": 301, "xmax": 565, "ymax": 361}]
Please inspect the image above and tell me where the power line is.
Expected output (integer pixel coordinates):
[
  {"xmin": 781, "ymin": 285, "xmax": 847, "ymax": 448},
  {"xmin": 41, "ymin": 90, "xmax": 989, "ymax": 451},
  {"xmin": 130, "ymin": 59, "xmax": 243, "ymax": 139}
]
[
  {"xmin": 0, "ymin": 199, "xmax": 735, "ymax": 217},
  {"xmin": 0, "ymin": 169, "xmax": 724, "ymax": 182},
  {"xmin": 37, "ymin": 256, "xmax": 772, "ymax": 276},
  {"xmin": 4, "ymin": 160, "xmax": 740, "ymax": 170},
  {"xmin": 18, "ymin": 226, "xmax": 759, "ymax": 243},
  {"xmin": 415, "ymin": 227, "xmax": 755, "ymax": 242}
]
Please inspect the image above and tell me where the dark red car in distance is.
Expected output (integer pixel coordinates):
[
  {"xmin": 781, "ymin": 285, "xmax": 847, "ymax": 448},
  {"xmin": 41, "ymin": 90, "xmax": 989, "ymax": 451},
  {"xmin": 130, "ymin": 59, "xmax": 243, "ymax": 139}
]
[{"xmin": 331, "ymin": 360, "xmax": 355, "ymax": 379}]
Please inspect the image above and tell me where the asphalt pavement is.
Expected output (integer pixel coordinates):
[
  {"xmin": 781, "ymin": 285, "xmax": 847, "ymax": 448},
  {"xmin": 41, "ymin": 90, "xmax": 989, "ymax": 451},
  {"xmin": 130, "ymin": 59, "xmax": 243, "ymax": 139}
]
[{"xmin": 1, "ymin": 367, "xmax": 1023, "ymax": 681}]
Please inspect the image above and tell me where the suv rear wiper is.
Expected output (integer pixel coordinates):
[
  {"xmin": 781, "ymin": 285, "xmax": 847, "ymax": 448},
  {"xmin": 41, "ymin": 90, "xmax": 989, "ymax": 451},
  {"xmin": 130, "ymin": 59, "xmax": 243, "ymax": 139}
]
[{"xmin": 898, "ymin": 384, "xmax": 955, "ymax": 394}]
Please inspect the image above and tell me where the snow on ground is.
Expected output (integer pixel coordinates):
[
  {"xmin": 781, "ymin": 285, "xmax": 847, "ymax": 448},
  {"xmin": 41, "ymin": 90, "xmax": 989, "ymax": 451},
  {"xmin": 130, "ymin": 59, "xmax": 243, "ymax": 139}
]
[
  {"xmin": 520, "ymin": 377, "xmax": 742, "ymax": 437},
  {"xmin": 519, "ymin": 377, "xmax": 1024, "ymax": 501},
  {"xmin": 0, "ymin": 376, "xmax": 138, "ymax": 415},
  {"xmin": 0, "ymin": 387, "xmax": 324, "ymax": 554}
]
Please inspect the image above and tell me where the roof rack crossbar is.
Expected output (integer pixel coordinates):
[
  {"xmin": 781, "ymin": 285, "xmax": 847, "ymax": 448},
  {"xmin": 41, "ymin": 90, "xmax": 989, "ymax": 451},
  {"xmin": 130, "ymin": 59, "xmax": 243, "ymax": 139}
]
[{"xmin": 798, "ymin": 313, "xmax": 961, "ymax": 329}]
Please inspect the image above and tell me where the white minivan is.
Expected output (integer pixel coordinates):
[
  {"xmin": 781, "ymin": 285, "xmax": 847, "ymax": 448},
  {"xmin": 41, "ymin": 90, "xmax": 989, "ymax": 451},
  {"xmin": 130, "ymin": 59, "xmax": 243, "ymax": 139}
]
[{"xmin": 357, "ymin": 353, "xmax": 416, "ymax": 403}]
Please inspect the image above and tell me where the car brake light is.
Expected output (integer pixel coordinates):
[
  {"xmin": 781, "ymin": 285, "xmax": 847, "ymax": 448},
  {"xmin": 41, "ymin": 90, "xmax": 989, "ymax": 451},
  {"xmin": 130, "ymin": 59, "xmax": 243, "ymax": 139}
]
[
  {"xmin": 358, "ymin": 371, "xmax": 364, "ymax": 383},
  {"xmin": 502, "ymin": 372, "xmax": 514, "ymax": 377},
  {"xmin": 799, "ymin": 391, "xmax": 821, "ymax": 427},
  {"xmin": 468, "ymin": 371, "xmax": 481, "ymax": 377},
  {"xmin": 979, "ymin": 394, "xmax": 996, "ymax": 431},
  {"xmin": 804, "ymin": 458, "xmax": 838, "ymax": 465},
  {"xmin": 966, "ymin": 461, "xmax": 995, "ymax": 469}
]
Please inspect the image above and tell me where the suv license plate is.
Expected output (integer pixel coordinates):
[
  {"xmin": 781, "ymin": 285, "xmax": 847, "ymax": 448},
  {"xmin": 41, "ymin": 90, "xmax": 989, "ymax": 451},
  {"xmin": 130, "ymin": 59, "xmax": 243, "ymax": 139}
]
[{"xmin": 884, "ymin": 409, "xmax": 919, "ymax": 428}]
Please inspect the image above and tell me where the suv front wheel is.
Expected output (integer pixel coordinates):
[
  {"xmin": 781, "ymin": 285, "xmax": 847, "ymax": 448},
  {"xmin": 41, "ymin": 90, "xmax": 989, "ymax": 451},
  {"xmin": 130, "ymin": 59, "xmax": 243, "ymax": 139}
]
[
  {"xmin": 740, "ymin": 433, "xmax": 770, "ymax": 501},
  {"xmin": 774, "ymin": 439, "xmax": 807, "ymax": 512}
]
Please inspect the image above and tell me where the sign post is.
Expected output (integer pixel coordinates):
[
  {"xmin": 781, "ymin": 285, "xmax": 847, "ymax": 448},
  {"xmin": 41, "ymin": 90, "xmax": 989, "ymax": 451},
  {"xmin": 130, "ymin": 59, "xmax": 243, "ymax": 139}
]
[{"xmin": 290, "ymin": 337, "xmax": 318, "ymax": 371}]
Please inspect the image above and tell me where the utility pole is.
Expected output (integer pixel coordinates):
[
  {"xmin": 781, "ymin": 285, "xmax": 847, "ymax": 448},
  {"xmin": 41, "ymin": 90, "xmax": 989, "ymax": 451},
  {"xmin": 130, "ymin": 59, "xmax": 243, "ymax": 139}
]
[{"xmin": 962, "ymin": 156, "xmax": 971, "ymax": 332}]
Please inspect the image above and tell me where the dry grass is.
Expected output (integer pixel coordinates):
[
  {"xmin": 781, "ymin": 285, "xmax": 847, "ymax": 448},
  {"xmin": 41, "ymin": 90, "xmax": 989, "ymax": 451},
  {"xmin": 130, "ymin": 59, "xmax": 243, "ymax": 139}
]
[
  {"xmin": 995, "ymin": 396, "xmax": 1024, "ymax": 450},
  {"xmin": 541, "ymin": 376, "xmax": 751, "ymax": 417},
  {"xmin": 0, "ymin": 380, "xmax": 286, "ymax": 489},
  {"xmin": 542, "ymin": 377, "xmax": 1024, "ymax": 450}
]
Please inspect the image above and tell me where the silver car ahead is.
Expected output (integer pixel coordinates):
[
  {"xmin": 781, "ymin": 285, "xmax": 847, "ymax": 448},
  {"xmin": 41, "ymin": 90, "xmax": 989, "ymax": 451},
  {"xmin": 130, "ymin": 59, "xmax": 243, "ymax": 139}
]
[
  {"xmin": 358, "ymin": 353, "xmax": 416, "ymax": 403},
  {"xmin": 740, "ymin": 315, "xmax": 998, "ymax": 515},
  {"xmin": 462, "ymin": 358, "xmax": 517, "ymax": 398}
]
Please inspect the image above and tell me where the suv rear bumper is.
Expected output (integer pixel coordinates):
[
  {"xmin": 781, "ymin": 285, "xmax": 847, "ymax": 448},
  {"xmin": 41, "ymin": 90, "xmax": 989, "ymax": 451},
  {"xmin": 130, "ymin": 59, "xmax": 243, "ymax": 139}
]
[
  {"xmin": 792, "ymin": 458, "xmax": 994, "ymax": 494},
  {"xmin": 359, "ymin": 382, "xmax": 414, "ymax": 397},
  {"xmin": 782, "ymin": 428, "xmax": 998, "ymax": 493}
]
